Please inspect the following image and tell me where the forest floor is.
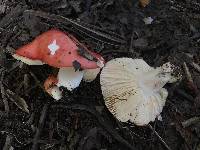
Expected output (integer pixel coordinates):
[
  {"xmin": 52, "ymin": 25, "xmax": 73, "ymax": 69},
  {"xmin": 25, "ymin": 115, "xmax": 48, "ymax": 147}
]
[{"xmin": 0, "ymin": 0, "xmax": 200, "ymax": 150}]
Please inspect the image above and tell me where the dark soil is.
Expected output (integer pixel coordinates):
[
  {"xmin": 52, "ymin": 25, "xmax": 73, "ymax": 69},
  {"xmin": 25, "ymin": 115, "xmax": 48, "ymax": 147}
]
[{"xmin": 0, "ymin": 0, "xmax": 200, "ymax": 150}]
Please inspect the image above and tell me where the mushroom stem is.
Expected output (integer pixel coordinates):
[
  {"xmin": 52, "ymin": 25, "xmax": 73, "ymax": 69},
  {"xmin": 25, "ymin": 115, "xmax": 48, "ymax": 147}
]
[
  {"xmin": 139, "ymin": 62, "xmax": 175, "ymax": 93},
  {"xmin": 44, "ymin": 67, "xmax": 101, "ymax": 100},
  {"xmin": 56, "ymin": 67, "xmax": 84, "ymax": 91}
]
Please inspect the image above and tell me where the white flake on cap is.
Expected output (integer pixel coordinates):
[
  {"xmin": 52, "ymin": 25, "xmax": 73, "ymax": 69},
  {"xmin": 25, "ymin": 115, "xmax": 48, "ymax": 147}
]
[
  {"xmin": 48, "ymin": 40, "xmax": 60, "ymax": 55},
  {"xmin": 100, "ymin": 58, "xmax": 178, "ymax": 126}
]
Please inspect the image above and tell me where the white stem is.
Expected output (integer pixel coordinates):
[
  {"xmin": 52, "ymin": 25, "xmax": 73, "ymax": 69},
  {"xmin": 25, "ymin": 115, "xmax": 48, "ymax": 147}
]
[
  {"xmin": 56, "ymin": 67, "xmax": 84, "ymax": 91},
  {"xmin": 139, "ymin": 63, "xmax": 174, "ymax": 93}
]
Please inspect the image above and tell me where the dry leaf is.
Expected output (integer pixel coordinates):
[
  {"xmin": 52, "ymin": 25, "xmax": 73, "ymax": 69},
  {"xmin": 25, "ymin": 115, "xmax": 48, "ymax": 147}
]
[
  {"xmin": 139, "ymin": 0, "xmax": 150, "ymax": 7},
  {"xmin": 6, "ymin": 89, "xmax": 29, "ymax": 113}
]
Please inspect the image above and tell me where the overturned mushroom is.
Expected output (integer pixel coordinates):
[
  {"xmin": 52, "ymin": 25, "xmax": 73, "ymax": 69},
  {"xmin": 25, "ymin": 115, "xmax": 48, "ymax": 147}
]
[
  {"xmin": 13, "ymin": 29, "xmax": 104, "ymax": 100},
  {"xmin": 100, "ymin": 58, "xmax": 180, "ymax": 126}
]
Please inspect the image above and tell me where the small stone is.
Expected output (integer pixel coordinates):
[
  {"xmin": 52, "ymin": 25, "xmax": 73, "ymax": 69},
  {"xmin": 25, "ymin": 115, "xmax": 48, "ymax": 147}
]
[{"xmin": 143, "ymin": 17, "xmax": 153, "ymax": 25}]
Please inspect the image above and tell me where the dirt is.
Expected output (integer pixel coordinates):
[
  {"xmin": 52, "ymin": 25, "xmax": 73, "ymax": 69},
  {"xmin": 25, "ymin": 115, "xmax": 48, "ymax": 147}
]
[{"xmin": 0, "ymin": 0, "xmax": 200, "ymax": 150}]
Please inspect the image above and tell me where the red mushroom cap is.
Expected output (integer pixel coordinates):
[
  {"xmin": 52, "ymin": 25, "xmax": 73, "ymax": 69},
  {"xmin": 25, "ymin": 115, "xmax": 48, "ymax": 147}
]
[{"xmin": 15, "ymin": 29, "xmax": 104, "ymax": 69}]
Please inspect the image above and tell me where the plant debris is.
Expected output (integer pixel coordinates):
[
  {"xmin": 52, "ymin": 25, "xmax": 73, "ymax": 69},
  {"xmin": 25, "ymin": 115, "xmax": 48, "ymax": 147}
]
[
  {"xmin": 0, "ymin": 0, "xmax": 200, "ymax": 150},
  {"xmin": 139, "ymin": 0, "xmax": 151, "ymax": 8}
]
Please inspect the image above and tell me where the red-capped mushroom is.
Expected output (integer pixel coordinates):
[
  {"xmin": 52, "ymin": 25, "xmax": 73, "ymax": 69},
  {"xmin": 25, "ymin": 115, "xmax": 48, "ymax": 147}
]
[
  {"xmin": 13, "ymin": 29, "xmax": 104, "ymax": 68},
  {"xmin": 13, "ymin": 29, "xmax": 105, "ymax": 100}
]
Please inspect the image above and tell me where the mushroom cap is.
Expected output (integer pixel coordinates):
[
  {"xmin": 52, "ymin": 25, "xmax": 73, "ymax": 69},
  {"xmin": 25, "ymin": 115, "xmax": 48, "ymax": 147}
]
[
  {"xmin": 14, "ymin": 29, "xmax": 104, "ymax": 69},
  {"xmin": 44, "ymin": 75, "xmax": 62, "ymax": 100},
  {"xmin": 100, "ymin": 58, "xmax": 175, "ymax": 126}
]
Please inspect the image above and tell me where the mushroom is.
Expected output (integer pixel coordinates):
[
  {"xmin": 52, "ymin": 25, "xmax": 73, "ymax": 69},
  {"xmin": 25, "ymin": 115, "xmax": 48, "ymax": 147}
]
[
  {"xmin": 100, "ymin": 58, "xmax": 180, "ymax": 126},
  {"xmin": 13, "ymin": 29, "xmax": 104, "ymax": 100},
  {"xmin": 44, "ymin": 75, "xmax": 62, "ymax": 100}
]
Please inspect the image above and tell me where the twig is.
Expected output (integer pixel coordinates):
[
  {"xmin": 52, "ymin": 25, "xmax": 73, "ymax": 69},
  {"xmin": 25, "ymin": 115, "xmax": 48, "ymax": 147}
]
[
  {"xmin": 0, "ymin": 70, "xmax": 9, "ymax": 112},
  {"xmin": 181, "ymin": 117, "xmax": 200, "ymax": 128},
  {"xmin": 3, "ymin": 135, "xmax": 12, "ymax": 150},
  {"xmin": 183, "ymin": 62, "xmax": 199, "ymax": 95},
  {"xmin": 115, "ymin": 125, "xmax": 150, "ymax": 140},
  {"xmin": 128, "ymin": 30, "xmax": 135, "ymax": 52},
  {"xmin": 23, "ymin": 84, "xmax": 40, "ymax": 95},
  {"xmin": 0, "ymin": 70, "xmax": 13, "ymax": 150},
  {"xmin": 6, "ymin": 89, "xmax": 29, "ymax": 113},
  {"xmin": 24, "ymin": 10, "xmax": 126, "ymax": 45},
  {"xmin": 23, "ymin": 74, "xmax": 30, "ymax": 92},
  {"xmin": 183, "ymin": 62, "xmax": 193, "ymax": 83},
  {"xmin": 31, "ymin": 104, "xmax": 49, "ymax": 150},
  {"xmin": 148, "ymin": 124, "xmax": 172, "ymax": 150},
  {"xmin": 29, "ymin": 71, "xmax": 44, "ymax": 90},
  {"xmin": 1, "ymin": 130, "xmax": 29, "ymax": 145},
  {"xmin": 191, "ymin": 62, "xmax": 200, "ymax": 73},
  {"xmin": 8, "ymin": 61, "xmax": 22, "ymax": 72}
]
